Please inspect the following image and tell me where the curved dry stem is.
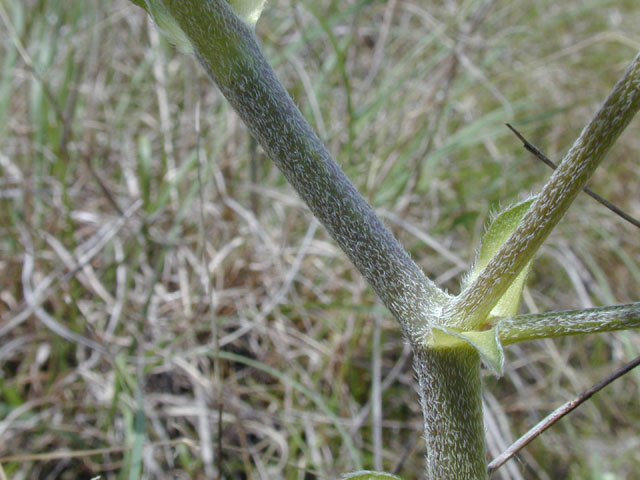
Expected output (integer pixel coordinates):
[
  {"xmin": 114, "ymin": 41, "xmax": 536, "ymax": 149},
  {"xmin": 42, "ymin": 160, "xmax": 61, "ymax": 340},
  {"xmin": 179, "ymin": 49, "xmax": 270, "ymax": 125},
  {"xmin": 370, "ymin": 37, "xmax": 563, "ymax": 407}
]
[{"xmin": 488, "ymin": 354, "xmax": 640, "ymax": 473}]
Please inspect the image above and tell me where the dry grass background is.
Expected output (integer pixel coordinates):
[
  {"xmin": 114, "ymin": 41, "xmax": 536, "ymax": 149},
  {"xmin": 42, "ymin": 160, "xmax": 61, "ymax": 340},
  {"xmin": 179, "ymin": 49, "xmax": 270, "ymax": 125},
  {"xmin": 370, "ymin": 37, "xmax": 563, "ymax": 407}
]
[{"xmin": 1, "ymin": 0, "xmax": 640, "ymax": 478}]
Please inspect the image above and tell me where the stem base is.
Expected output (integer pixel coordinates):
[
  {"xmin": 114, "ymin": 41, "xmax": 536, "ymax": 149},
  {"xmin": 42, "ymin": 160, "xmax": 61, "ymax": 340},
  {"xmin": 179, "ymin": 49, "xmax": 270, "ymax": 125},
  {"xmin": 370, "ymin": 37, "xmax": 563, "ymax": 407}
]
[{"xmin": 414, "ymin": 346, "xmax": 487, "ymax": 479}]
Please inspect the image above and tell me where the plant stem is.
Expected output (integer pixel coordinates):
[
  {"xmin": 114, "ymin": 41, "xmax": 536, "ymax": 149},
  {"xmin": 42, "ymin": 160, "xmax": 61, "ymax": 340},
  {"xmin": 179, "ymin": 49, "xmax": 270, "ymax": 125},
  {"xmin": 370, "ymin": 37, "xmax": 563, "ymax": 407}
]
[
  {"xmin": 448, "ymin": 52, "xmax": 640, "ymax": 330},
  {"xmin": 497, "ymin": 302, "xmax": 640, "ymax": 345},
  {"xmin": 159, "ymin": 4, "xmax": 488, "ymax": 476},
  {"xmin": 162, "ymin": 0, "xmax": 448, "ymax": 337},
  {"xmin": 506, "ymin": 122, "xmax": 640, "ymax": 229},
  {"xmin": 414, "ymin": 345, "xmax": 487, "ymax": 479}
]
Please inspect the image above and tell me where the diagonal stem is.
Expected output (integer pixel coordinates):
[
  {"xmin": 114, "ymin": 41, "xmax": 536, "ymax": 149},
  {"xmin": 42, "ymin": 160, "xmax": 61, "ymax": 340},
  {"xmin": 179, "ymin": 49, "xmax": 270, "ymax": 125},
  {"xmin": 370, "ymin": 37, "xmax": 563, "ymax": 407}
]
[
  {"xmin": 506, "ymin": 123, "xmax": 640, "ymax": 229},
  {"xmin": 447, "ymin": 52, "xmax": 640, "ymax": 330},
  {"xmin": 160, "ymin": 0, "xmax": 449, "ymax": 336}
]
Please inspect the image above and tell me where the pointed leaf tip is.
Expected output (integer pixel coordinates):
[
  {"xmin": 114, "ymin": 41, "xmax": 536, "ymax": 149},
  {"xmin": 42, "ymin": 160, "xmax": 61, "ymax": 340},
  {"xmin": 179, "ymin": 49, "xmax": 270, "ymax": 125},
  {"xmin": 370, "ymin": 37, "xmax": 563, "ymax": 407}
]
[
  {"xmin": 466, "ymin": 197, "xmax": 536, "ymax": 319},
  {"xmin": 144, "ymin": 0, "xmax": 194, "ymax": 53},
  {"xmin": 229, "ymin": 0, "xmax": 267, "ymax": 26},
  {"xmin": 142, "ymin": 0, "xmax": 266, "ymax": 54}
]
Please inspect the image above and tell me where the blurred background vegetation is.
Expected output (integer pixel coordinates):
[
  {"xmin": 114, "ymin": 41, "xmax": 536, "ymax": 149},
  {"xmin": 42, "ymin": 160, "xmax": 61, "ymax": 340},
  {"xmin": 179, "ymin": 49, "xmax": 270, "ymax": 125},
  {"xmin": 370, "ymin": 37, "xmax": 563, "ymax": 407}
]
[{"xmin": 1, "ymin": 0, "xmax": 639, "ymax": 478}]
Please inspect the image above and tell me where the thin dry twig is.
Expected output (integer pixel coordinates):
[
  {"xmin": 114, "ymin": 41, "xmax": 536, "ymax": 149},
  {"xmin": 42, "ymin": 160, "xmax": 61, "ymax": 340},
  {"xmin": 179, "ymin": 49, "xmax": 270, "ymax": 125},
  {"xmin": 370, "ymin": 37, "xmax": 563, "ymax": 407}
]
[
  {"xmin": 488, "ymin": 354, "xmax": 640, "ymax": 473},
  {"xmin": 506, "ymin": 123, "xmax": 640, "ymax": 229},
  {"xmin": 0, "ymin": 438, "xmax": 198, "ymax": 464},
  {"xmin": 0, "ymin": 201, "xmax": 142, "ymax": 341}
]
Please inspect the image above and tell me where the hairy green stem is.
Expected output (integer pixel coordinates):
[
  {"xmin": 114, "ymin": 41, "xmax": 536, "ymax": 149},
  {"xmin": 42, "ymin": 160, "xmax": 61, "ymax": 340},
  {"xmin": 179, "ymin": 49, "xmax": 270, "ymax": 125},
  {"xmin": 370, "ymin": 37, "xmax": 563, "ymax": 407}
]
[
  {"xmin": 128, "ymin": 2, "xmax": 640, "ymax": 477},
  {"xmin": 158, "ymin": 3, "xmax": 487, "ymax": 476},
  {"xmin": 448, "ymin": 52, "xmax": 640, "ymax": 330},
  {"xmin": 413, "ymin": 346, "xmax": 487, "ymax": 479},
  {"xmin": 497, "ymin": 302, "xmax": 640, "ymax": 345},
  {"xmin": 162, "ymin": 0, "xmax": 448, "ymax": 338}
]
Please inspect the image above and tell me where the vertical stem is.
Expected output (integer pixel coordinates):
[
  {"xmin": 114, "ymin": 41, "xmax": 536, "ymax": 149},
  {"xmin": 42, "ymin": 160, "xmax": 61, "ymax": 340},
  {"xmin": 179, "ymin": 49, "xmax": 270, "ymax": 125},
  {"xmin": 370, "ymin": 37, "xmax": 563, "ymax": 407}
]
[{"xmin": 414, "ymin": 345, "xmax": 487, "ymax": 479}]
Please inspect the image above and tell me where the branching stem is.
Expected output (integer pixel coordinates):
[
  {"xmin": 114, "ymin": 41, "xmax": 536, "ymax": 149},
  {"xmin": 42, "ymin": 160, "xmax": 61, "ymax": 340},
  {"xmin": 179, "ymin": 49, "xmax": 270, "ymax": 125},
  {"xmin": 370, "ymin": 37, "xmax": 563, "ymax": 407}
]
[
  {"xmin": 126, "ymin": 2, "xmax": 640, "ymax": 477},
  {"xmin": 448, "ymin": 53, "xmax": 640, "ymax": 330}
]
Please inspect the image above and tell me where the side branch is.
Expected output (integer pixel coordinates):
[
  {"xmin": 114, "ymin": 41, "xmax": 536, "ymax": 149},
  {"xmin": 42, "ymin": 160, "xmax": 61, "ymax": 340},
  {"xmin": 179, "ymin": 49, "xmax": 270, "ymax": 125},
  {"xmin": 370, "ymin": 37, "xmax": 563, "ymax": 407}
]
[
  {"xmin": 163, "ymin": 0, "xmax": 448, "ymax": 335},
  {"xmin": 496, "ymin": 302, "xmax": 640, "ymax": 345},
  {"xmin": 448, "ymin": 52, "xmax": 640, "ymax": 330}
]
